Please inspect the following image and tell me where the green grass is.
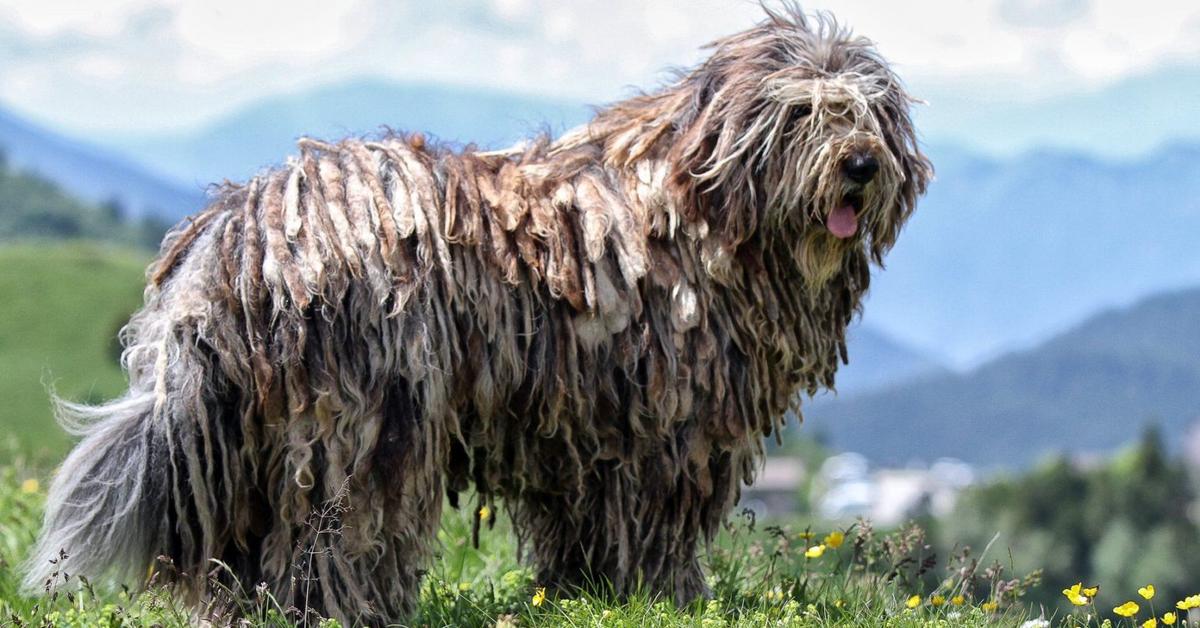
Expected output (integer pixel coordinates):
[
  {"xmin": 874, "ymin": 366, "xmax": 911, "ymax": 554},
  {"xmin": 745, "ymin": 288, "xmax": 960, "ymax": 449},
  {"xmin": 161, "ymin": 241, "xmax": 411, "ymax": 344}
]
[
  {"xmin": 0, "ymin": 463, "xmax": 1040, "ymax": 628},
  {"xmin": 0, "ymin": 241, "xmax": 148, "ymax": 461}
]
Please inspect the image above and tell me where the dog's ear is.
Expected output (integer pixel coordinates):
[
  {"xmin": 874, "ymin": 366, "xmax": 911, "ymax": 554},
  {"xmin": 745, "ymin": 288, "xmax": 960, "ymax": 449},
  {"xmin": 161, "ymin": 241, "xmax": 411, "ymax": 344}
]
[{"xmin": 665, "ymin": 72, "xmax": 767, "ymax": 253}]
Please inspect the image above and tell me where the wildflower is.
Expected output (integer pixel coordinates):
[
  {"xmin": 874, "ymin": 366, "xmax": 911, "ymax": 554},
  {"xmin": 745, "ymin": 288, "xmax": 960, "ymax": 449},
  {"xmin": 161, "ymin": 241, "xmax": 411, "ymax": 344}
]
[
  {"xmin": 1139, "ymin": 585, "xmax": 1156, "ymax": 600},
  {"xmin": 458, "ymin": 582, "xmax": 472, "ymax": 592},
  {"xmin": 1176, "ymin": 594, "xmax": 1200, "ymax": 610},
  {"xmin": 930, "ymin": 595, "xmax": 945, "ymax": 607},
  {"xmin": 981, "ymin": 600, "xmax": 999, "ymax": 612},
  {"xmin": 1142, "ymin": 619, "xmax": 1157, "ymax": 628},
  {"xmin": 1063, "ymin": 582, "xmax": 1097, "ymax": 606},
  {"xmin": 532, "ymin": 587, "xmax": 546, "ymax": 607},
  {"xmin": 834, "ymin": 599, "xmax": 844, "ymax": 609},
  {"xmin": 764, "ymin": 588, "xmax": 784, "ymax": 602},
  {"xmin": 823, "ymin": 530, "xmax": 845, "ymax": 549},
  {"xmin": 1163, "ymin": 612, "xmax": 1177, "ymax": 625},
  {"xmin": 478, "ymin": 505, "xmax": 491, "ymax": 521},
  {"xmin": 906, "ymin": 595, "xmax": 922, "ymax": 609},
  {"xmin": 21, "ymin": 478, "xmax": 39, "ymax": 494},
  {"xmin": 951, "ymin": 595, "xmax": 965, "ymax": 606},
  {"xmin": 1115, "ymin": 601, "xmax": 1141, "ymax": 617},
  {"xmin": 804, "ymin": 544, "xmax": 826, "ymax": 559}
]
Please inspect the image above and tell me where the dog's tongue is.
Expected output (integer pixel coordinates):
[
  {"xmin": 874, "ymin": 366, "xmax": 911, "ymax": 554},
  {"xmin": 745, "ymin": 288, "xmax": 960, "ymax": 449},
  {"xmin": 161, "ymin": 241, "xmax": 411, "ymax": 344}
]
[{"xmin": 828, "ymin": 203, "xmax": 858, "ymax": 239}]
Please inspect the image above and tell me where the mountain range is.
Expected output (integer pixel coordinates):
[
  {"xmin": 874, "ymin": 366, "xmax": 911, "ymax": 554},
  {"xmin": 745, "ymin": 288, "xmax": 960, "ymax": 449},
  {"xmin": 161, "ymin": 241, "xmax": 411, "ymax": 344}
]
[
  {"xmin": 0, "ymin": 107, "xmax": 204, "ymax": 220},
  {"xmin": 103, "ymin": 80, "xmax": 592, "ymax": 187},
  {"xmin": 805, "ymin": 287, "xmax": 1200, "ymax": 468}
]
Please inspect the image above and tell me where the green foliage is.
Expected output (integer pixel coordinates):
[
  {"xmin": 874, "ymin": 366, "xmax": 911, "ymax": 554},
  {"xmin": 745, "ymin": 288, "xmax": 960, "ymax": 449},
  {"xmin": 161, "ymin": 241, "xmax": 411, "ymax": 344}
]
[
  {"xmin": 0, "ymin": 158, "xmax": 169, "ymax": 248},
  {"xmin": 0, "ymin": 243, "xmax": 148, "ymax": 461},
  {"xmin": 939, "ymin": 427, "xmax": 1200, "ymax": 613}
]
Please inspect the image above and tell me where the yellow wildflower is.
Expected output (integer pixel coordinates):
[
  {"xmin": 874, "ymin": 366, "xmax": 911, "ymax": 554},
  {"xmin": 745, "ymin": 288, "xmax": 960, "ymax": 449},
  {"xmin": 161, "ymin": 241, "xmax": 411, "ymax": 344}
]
[
  {"xmin": 531, "ymin": 587, "xmax": 546, "ymax": 607},
  {"xmin": 951, "ymin": 595, "xmax": 965, "ymax": 606},
  {"xmin": 930, "ymin": 595, "xmax": 945, "ymax": 607},
  {"xmin": 478, "ymin": 505, "xmax": 491, "ymax": 521},
  {"xmin": 1143, "ymin": 619, "xmax": 1157, "ymax": 628},
  {"xmin": 1083, "ymin": 585, "xmax": 1099, "ymax": 597},
  {"xmin": 1063, "ymin": 583, "xmax": 1090, "ymax": 606},
  {"xmin": 458, "ymin": 582, "xmax": 472, "ymax": 592},
  {"xmin": 1175, "ymin": 594, "xmax": 1199, "ymax": 610},
  {"xmin": 1139, "ymin": 585, "xmax": 1156, "ymax": 600},
  {"xmin": 21, "ymin": 478, "xmax": 39, "ymax": 494},
  {"xmin": 981, "ymin": 600, "xmax": 999, "ymax": 612},
  {"xmin": 823, "ymin": 530, "xmax": 845, "ymax": 549},
  {"xmin": 764, "ymin": 588, "xmax": 784, "ymax": 602},
  {"xmin": 1115, "ymin": 601, "xmax": 1140, "ymax": 617},
  {"xmin": 804, "ymin": 544, "xmax": 826, "ymax": 559},
  {"xmin": 834, "ymin": 599, "xmax": 844, "ymax": 609},
  {"xmin": 1163, "ymin": 612, "xmax": 1177, "ymax": 625},
  {"xmin": 906, "ymin": 595, "xmax": 921, "ymax": 609}
]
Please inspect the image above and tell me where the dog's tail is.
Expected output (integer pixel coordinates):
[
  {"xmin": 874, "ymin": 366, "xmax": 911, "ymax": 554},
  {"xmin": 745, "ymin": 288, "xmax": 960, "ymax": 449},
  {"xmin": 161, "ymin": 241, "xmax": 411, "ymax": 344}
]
[{"xmin": 22, "ymin": 389, "xmax": 171, "ymax": 592}]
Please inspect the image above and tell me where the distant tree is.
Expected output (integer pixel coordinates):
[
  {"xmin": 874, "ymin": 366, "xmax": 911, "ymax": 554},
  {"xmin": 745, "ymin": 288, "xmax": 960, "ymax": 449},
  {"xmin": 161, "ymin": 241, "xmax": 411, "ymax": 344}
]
[{"xmin": 101, "ymin": 196, "xmax": 127, "ymax": 224}]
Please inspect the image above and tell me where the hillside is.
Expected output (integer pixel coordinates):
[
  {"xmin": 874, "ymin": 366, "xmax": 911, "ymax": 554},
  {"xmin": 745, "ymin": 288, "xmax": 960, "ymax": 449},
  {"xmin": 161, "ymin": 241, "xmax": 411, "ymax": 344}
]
[
  {"xmin": 107, "ymin": 79, "xmax": 592, "ymax": 185},
  {"xmin": 0, "ymin": 243, "xmax": 147, "ymax": 460},
  {"xmin": 864, "ymin": 142, "xmax": 1200, "ymax": 366},
  {"xmin": 0, "ymin": 106, "xmax": 204, "ymax": 220},
  {"xmin": 832, "ymin": 324, "xmax": 945, "ymax": 395},
  {"xmin": 0, "ymin": 156, "xmax": 169, "ymax": 247},
  {"xmin": 805, "ymin": 287, "xmax": 1200, "ymax": 468}
]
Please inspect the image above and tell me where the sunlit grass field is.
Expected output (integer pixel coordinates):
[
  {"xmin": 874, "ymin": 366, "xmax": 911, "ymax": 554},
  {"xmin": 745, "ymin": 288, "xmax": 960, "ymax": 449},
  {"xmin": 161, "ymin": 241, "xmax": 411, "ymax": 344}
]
[{"xmin": 0, "ymin": 242, "xmax": 147, "ymax": 461}]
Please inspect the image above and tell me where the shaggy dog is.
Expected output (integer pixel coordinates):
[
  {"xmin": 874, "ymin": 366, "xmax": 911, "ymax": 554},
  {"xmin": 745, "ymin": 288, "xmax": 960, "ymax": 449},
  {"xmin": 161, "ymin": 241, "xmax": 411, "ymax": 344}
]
[{"xmin": 27, "ymin": 8, "xmax": 929, "ymax": 625}]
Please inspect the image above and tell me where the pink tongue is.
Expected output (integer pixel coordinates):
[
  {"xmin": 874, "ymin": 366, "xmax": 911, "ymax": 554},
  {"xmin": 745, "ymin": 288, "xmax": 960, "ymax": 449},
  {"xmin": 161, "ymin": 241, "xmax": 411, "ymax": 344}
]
[{"xmin": 828, "ymin": 204, "xmax": 858, "ymax": 239}]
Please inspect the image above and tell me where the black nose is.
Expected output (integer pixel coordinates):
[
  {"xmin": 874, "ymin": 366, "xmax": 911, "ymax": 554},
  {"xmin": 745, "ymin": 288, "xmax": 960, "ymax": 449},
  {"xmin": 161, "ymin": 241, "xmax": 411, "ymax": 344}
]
[{"xmin": 843, "ymin": 153, "xmax": 879, "ymax": 184}]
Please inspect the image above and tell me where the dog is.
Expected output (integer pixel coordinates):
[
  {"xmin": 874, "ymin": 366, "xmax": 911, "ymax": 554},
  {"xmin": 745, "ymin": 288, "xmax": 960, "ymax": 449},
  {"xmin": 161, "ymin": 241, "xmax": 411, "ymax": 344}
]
[{"xmin": 27, "ymin": 7, "xmax": 930, "ymax": 624}]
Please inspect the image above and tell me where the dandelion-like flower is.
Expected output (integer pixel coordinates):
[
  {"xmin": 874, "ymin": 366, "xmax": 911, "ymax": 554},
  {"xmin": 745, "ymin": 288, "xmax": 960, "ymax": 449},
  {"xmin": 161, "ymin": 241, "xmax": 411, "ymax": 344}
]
[
  {"xmin": 1163, "ymin": 612, "xmax": 1177, "ymax": 625},
  {"xmin": 1176, "ymin": 594, "xmax": 1199, "ymax": 610},
  {"xmin": 532, "ymin": 587, "xmax": 546, "ymax": 607},
  {"xmin": 21, "ymin": 478, "xmax": 39, "ymax": 494},
  {"xmin": 1115, "ymin": 601, "xmax": 1141, "ymax": 617},
  {"xmin": 981, "ymin": 600, "xmax": 999, "ymax": 612},
  {"xmin": 951, "ymin": 595, "xmax": 966, "ymax": 606},
  {"xmin": 906, "ymin": 595, "xmax": 921, "ymax": 609},
  {"xmin": 930, "ymin": 595, "xmax": 945, "ymax": 607},
  {"xmin": 1142, "ymin": 619, "xmax": 1158, "ymax": 628},
  {"xmin": 804, "ymin": 544, "xmax": 826, "ymax": 559},
  {"xmin": 1063, "ymin": 583, "xmax": 1092, "ymax": 606},
  {"xmin": 478, "ymin": 505, "xmax": 491, "ymax": 521},
  {"xmin": 1139, "ymin": 585, "xmax": 1156, "ymax": 600},
  {"xmin": 823, "ymin": 530, "xmax": 844, "ymax": 549}
]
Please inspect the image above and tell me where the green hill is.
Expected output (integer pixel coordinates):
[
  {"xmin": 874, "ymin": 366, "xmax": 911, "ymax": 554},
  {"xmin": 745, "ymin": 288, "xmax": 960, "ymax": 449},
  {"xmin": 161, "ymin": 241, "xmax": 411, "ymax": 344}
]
[
  {"xmin": 0, "ymin": 242, "xmax": 147, "ymax": 460},
  {"xmin": 805, "ymin": 288, "xmax": 1200, "ymax": 467}
]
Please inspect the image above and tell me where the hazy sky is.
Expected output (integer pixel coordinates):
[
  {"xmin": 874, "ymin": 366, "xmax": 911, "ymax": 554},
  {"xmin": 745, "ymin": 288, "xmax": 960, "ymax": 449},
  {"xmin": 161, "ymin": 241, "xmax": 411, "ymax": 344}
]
[{"xmin": 1, "ymin": 0, "xmax": 1198, "ymax": 134}]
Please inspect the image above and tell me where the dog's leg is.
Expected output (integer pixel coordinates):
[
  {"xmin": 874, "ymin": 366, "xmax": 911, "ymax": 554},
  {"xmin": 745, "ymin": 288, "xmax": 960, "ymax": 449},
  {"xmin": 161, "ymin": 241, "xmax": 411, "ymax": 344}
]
[{"xmin": 517, "ymin": 443, "xmax": 736, "ymax": 606}]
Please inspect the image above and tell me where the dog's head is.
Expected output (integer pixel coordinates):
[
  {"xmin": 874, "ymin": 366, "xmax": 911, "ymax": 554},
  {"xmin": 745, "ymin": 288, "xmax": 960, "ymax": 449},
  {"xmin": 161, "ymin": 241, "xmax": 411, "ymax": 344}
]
[{"xmin": 665, "ymin": 8, "xmax": 932, "ymax": 284}]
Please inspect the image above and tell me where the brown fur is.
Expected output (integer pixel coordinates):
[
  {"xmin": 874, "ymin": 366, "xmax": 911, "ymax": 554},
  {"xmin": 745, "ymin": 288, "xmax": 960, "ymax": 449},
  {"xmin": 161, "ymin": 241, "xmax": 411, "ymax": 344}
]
[{"xmin": 27, "ymin": 7, "xmax": 930, "ymax": 625}]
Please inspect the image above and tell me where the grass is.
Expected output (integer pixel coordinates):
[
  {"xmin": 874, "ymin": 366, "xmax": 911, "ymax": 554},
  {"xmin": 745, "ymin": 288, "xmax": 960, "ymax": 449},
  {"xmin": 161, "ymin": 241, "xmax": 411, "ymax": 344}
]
[
  {"xmin": 0, "ymin": 458, "xmax": 1047, "ymax": 628},
  {"xmin": 0, "ymin": 241, "xmax": 148, "ymax": 461}
]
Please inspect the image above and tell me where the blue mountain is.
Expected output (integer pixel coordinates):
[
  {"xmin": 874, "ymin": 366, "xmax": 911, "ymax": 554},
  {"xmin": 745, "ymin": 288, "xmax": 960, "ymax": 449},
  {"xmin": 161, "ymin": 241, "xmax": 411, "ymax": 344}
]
[
  {"xmin": 0, "ymin": 106, "xmax": 205, "ymax": 220},
  {"xmin": 107, "ymin": 79, "xmax": 593, "ymax": 186}
]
